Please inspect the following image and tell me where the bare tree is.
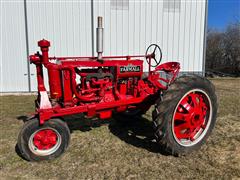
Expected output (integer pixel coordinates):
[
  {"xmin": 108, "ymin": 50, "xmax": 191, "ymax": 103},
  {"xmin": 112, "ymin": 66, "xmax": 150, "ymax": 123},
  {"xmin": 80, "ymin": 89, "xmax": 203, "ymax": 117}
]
[
  {"xmin": 206, "ymin": 29, "xmax": 224, "ymax": 69},
  {"xmin": 206, "ymin": 21, "xmax": 240, "ymax": 76},
  {"xmin": 223, "ymin": 23, "xmax": 240, "ymax": 75}
]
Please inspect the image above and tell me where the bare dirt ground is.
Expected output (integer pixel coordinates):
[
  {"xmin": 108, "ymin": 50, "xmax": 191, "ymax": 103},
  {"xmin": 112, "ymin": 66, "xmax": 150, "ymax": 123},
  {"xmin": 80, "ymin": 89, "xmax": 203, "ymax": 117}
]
[{"xmin": 0, "ymin": 78, "xmax": 239, "ymax": 179}]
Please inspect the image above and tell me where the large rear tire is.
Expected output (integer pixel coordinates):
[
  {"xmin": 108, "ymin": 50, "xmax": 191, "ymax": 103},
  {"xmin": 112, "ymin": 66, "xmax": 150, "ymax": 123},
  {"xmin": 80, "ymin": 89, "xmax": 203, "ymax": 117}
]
[
  {"xmin": 17, "ymin": 118, "xmax": 70, "ymax": 161},
  {"xmin": 152, "ymin": 75, "xmax": 218, "ymax": 155}
]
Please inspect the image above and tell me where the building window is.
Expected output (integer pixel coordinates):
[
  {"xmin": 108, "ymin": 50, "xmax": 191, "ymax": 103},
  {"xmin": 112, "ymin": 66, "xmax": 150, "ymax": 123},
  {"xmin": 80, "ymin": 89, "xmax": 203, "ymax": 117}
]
[
  {"xmin": 111, "ymin": 0, "xmax": 129, "ymax": 10},
  {"xmin": 164, "ymin": 0, "xmax": 181, "ymax": 12}
]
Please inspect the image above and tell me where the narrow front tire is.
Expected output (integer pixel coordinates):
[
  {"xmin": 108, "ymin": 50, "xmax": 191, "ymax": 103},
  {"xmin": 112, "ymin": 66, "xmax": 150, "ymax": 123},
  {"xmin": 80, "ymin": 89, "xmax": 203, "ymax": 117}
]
[{"xmin": 17, "ymin": 118, "xmax": 70, "ymax": 161}]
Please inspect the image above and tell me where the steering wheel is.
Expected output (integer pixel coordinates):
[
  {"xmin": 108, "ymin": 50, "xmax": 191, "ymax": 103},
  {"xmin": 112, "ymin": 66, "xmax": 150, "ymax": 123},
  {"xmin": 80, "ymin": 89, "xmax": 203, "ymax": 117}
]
[{"xmin": 145, "ymin": 44, "xmax": 162, "ymax": 67}]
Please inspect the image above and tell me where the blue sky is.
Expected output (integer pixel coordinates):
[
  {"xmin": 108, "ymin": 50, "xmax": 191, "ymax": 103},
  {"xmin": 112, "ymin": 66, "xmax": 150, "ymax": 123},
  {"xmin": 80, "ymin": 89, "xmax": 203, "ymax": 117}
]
[{"xmin": 208, "ymin": 0, "xmax": 240, "ymax": 30}]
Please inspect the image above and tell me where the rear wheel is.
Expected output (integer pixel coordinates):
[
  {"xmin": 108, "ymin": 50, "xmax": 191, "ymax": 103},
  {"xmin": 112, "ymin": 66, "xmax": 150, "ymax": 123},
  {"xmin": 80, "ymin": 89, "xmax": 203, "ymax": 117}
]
[
  {"xmin": 152, "ymin": 75, "xmax": 218, "ymax": 155},
  {"xmin": 17, "ymin": 118, "xmax": 70, "ymax": 161}
]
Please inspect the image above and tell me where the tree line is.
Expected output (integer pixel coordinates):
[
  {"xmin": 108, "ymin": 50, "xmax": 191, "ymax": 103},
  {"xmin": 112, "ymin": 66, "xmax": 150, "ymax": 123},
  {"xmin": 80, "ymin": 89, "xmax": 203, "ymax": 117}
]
[{"xmin": 206, "ymin": 21, "xmax": 240, "ymax": 76}]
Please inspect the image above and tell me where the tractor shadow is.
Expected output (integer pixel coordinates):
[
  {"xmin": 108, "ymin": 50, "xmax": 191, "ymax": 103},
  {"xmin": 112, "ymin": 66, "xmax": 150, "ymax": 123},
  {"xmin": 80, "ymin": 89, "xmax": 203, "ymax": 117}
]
[
  {"xmin": 17, "ymin": 115, "xmax": 30, "ymax": 123},
  {"xmin": 64, "ymin": 114, "xmax": 169, "ymax": 155},
  {"xmin": 63, "ymin": 114, "xmax": 111, "ymax": 132},
  {"xmin": 109, "ymin": 115, "xmax": 169, "ymax": 155}
]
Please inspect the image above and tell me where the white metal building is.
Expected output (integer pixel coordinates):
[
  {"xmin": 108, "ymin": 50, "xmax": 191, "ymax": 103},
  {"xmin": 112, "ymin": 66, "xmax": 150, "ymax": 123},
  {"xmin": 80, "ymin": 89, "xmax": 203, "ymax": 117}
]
[{"xmin": 1, "ymin": 0, "xmax": 208, "ymax": 92}]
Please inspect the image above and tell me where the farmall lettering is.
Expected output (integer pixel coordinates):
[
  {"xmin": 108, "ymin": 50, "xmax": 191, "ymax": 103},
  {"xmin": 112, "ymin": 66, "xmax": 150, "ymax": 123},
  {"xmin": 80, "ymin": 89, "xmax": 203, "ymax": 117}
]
[{"xmin": 120, "ymin": 64, "xmax": 141, "ymax": 73}]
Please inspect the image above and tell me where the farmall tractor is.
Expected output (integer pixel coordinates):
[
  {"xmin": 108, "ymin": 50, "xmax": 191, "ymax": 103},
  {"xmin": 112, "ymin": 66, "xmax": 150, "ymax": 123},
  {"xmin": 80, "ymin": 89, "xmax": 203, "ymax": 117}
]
[{"xmin": 17, "ymin": 17, "xmax": 217, "ymax": 161}]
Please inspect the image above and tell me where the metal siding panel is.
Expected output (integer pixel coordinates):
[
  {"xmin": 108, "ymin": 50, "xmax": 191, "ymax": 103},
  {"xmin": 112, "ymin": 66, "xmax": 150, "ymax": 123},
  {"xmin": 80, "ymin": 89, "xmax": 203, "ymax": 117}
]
[
  {"xmin": 151, "ymin": 1, "xmax": 158, "ymax": 48},
  {"xmin": 116, "ymin": 2, "xmax": 124, "ymax": 55},
  {"xmin": 1, "ymin": 1, "xmax": 29, "ymax": 92},
  {"xmin": 102, "ymin": 1, "xmax": 111, "ymax": 55},
  {"xmin": 162, "ymin": 1, "xmax": 169, "ymax": 64},
  {"xmin": 188, "ymin": 0, "xmax": 197, "ymax": 72},
  {"xmin": 183, "ymin": 1, "xmax": 191, "ymax": 71},
  {"xmin": 149, "ymin": 0, "xmax": 159, "ymax": 71},
  {"xmin": 0, "ymin": 1, "xmax": 3, "ymax": 92},
  {"xmin": 110, "ymin": 1, "xmax": 118, "ymax": 55},
  {"xmin": 194, "ymin": 1, "xmax": 204, "ymax": 72},
  {"xmin": 86, "ymin": 1, "xmax": 93, "ymax": 56},
  {"xmin": 134, "ymin": 2, "xmax": 140, "ymax": 55},
  {"xmin": 167, "ymin": 2, "xmax": 175, "ymax": 61},
  {"xmin": 122, "ymin": 1, "xmax": 129, "ymax": 55},
  {"xmin": 93, "ymin": 0, "xmax": 206, "ymax": 72},
  {"xmin": 1, "ymin": 0, "xmax": 207, "ymax": 92},
  {"xmin": 139, "ymin": 0, "xmax": 148, "ymax": 70},
  {"xmin": 128, "ymin": 1, "xmax": 135, "ymax": 55},
  {"xmin": 200, "ymin": 0, "xmax": 207, "ymax": 73},
  {"xmin": 178, "ymin": 0, "xmax": 187, "ymax": 71},
  {"xmin": 172, "ymin": 0, "xmax": 180, "ymax": 61},
  {"xmin": 156, "ymin": 1, "xmax": 164, "ymax": 54},
  {"xmin": 181, "ymin": 0, "xmax": 205, "ymax": 73},
  {"xmin": 145, "ymin": 0, "xmax": 155, "ymax": 71},
  {"xmin": 26, "ymin": 0, "xmax": 92, "ymax": 91}
]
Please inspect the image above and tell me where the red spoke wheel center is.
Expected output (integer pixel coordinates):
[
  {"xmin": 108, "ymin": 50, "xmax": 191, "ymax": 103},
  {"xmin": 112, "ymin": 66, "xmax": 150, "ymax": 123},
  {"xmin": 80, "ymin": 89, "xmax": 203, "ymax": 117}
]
[
  {"xmin": 173, "ymin": 90, "xmax": 211, "ymax": 145},
  {"xmin": 33, "ymin": 129, "xmax": 58, "ymax": 150}
]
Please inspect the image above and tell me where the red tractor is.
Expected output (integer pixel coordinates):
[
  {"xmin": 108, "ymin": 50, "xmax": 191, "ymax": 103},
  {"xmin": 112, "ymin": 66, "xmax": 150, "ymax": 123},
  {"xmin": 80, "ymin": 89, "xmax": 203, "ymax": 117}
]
[{"xmin": 17, "ymin": 17, "xmax": 217, "ymax": 161}]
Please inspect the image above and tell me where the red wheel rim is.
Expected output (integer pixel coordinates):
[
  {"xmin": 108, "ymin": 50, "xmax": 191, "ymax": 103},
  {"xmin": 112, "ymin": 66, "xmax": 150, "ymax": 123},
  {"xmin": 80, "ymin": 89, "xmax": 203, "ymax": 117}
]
[
  {"xmin": 173, "ymin": 89, "xmax": 211, "ymax": 146},
  {"xmin": 33, "ymin": 129, "xmax": 58, "ymax": 150}
]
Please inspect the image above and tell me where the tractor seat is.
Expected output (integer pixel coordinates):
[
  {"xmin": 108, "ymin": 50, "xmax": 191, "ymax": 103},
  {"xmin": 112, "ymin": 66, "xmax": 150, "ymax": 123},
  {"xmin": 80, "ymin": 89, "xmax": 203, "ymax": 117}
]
[{"xmin": 155, "ymin": 62, "xmax": 180, "ymax": 72}]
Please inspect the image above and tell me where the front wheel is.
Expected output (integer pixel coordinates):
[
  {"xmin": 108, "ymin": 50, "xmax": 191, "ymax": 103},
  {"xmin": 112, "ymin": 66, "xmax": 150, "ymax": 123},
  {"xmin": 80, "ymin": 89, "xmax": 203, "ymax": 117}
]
[
  {"xmin": 17, "ymin": 118, "xmax": 70, "ymax": 161},
  {"xmin": 152, "ymin": 75, "xmax": 218, "ymax": 155}
]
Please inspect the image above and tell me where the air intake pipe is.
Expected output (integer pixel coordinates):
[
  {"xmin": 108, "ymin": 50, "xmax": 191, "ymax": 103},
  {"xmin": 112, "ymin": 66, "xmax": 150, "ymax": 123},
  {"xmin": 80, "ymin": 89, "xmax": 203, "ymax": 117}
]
[{"xmin": 96, "ymin": 16, "xmax": 104, "ymax": 62}]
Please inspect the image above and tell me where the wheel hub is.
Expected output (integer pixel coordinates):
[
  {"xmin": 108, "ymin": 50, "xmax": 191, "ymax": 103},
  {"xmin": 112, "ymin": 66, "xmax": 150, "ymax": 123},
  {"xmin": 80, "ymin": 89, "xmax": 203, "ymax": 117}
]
[{"xmin": 33, "ymin": 129, "xmax": 58, "ymax": 150}]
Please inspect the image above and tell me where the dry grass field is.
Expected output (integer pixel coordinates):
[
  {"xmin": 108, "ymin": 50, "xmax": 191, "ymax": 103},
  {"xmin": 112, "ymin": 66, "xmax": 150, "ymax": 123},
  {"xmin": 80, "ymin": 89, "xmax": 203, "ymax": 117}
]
[{"xmin": 0, "ymin": 78, "xmax": 239, "ymax": 179}]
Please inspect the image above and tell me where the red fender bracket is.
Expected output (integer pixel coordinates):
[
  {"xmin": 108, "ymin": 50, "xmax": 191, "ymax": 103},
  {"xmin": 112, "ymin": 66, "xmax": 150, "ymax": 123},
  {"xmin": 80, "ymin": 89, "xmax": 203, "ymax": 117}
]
[{"xmin": 39, "ymin": 110, "xmax": 53, "ymax": 125}]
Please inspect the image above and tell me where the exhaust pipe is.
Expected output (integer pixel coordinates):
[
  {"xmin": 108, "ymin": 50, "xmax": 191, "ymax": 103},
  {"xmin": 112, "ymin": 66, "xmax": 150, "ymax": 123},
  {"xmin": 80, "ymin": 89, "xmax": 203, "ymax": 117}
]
[{"xmin": 96, "ymin": 16, "xmax": 104, "ymax": 62}]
